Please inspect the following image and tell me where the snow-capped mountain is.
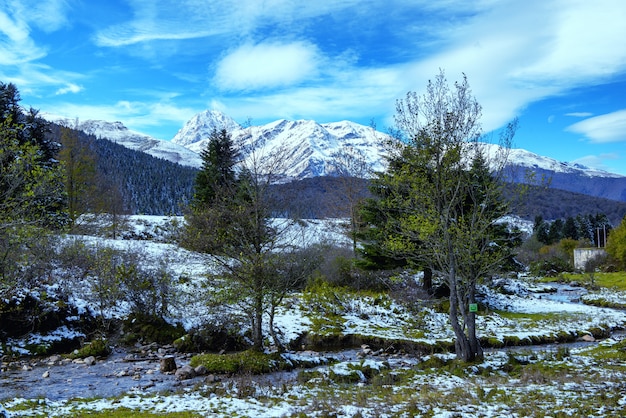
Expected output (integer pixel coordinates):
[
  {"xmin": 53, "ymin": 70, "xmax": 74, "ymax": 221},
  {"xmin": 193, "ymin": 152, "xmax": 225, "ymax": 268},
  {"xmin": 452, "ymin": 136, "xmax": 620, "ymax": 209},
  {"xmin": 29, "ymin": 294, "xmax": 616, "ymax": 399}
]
[
  {"xmin": 476, "ymin": 143, "xmax": 626, "ymax": 202},
  {"xmin": 171, "ymin": 110, "xmax": 241, "ymax": 147},
  {"xmin": 44, "ymin": 115, "xmax": 203, "ymax": 168},
  {"xmin": 175, "ymin": 115, "xmax": 389, "ymax": 179},
  {"xmin": 45, "ymin": 110, "xmax": 626, "ymax": 203},
  {"xmin": 478, "ymin": 143, "xmax": 624, "ymax": 179}
]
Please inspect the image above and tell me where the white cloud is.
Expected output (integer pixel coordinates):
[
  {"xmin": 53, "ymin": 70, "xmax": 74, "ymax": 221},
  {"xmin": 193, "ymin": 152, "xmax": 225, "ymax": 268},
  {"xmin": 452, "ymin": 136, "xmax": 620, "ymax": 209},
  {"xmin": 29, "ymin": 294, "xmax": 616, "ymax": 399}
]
[
  {"xmin": 86, "ymin": 0, "xmax": 626, "ymax": 135},
  {"xmin": 5, "ymin": 0, "xmax": 626, "ymax": 152},
  {"xmin": 566, "ymin": 112, "xmax": 594, "ymax": 118},
  {"xmin": 566, "ymin": 110, "xmax": 626, "ymax": 143},
  {"xmin": 511, "ymin": 0, "xmax": 626, "ymax": 85},
  {"xmin": 55, "ymin": 83, "xmax": 83, "ymax": 95},
  {"xmin": 0, "ymin": 10, "xmax": 47, "ymax": 65},
  {"xmin": 11, "ymin": 0, "xmax": 69, "ymax": 33},
  {"xmin": 214, "ymin": 41, "xmax": 322, "ymax": 91}
]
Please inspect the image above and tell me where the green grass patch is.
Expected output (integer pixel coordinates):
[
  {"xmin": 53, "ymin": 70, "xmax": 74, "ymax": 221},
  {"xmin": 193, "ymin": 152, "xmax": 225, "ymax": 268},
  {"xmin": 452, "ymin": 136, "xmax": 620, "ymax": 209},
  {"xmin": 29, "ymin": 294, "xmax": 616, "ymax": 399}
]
[
  {"xmin": 581, "ymin": 338, "xmax": 626, "ymax": 365},
  {"xmin": 300, "ymin": 280, "xmax": 394, "ymax": 336},
  {"xmin": 189, "ymin": 350, "xmax": 289, "ymax": 375},
  {"xmin": 582, "ymin": 297, "xmax": 626, "ymax": 309},
  {"xmin": 58, "ymin": 409, "xmax": 202, "ymax": 417},
  {"xmin": 556, "ymin": 272, "xmax": 626, "ymax": 290},
  {"xmin": 494, "ymin": 310, "xmax": 575, "ymax": 322}
]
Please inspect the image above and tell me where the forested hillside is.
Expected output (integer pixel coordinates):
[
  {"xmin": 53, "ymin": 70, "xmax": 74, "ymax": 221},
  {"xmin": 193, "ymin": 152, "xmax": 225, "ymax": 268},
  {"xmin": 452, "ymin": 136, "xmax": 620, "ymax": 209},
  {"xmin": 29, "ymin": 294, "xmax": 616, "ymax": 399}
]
[
  {"xmin": 48, "ymin": 123, "xmax": 198, "ymax": 215},
  {"xmin": 270, "ymin": 176, "xmax": 626, "ymax": 225},
  {"xmin": 509, "ymin": 185, "xmax": 626, "ymax": 225}
]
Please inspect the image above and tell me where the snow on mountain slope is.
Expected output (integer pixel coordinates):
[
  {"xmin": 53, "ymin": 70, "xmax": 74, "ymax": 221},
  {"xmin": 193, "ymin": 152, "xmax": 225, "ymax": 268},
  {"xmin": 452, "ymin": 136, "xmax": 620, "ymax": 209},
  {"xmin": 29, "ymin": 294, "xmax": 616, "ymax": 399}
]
[
  {"xmin": 171, "ymin": 110, "xmax": 241, "ymax": 147},
  {"xmin": 177, "ymin": 112, "xmax": 389, "ymax": 179},
  {"xmin": 46, "ymin": 116, "xmax": 203, "ymax": 168},
  {"xmin": 44, "ymin": 110, "xmax": 625, "ymax": 202},
  {"xmin": 479, "ymin": 143, "xmax": 624, "ymax": 179}
]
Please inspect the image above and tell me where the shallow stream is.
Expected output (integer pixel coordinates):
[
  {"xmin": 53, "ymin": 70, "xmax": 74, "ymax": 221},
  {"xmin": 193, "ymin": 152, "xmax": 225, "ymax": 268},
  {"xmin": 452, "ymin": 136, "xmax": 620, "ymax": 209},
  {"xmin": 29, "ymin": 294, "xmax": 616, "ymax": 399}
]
[{"xmin": 1, "ymin": 281, "xmax": 623, "ymax": 402}]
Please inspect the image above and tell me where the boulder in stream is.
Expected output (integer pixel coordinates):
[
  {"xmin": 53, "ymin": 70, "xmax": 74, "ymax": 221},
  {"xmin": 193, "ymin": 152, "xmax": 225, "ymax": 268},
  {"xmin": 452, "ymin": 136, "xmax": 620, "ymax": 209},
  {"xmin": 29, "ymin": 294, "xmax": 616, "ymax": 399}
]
[{"xmin": 160, "ymin": 355, "xmax": 177, "ymax": 373}]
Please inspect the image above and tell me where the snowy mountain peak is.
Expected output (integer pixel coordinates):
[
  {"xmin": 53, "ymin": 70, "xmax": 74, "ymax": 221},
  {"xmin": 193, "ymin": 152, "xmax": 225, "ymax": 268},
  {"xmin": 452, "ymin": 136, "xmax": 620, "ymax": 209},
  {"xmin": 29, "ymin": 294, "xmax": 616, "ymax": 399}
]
[
  {"xmin": 171, "ymin": 110, "xmax": 241, "ymax": 147},
  {"xmin": 178, "ymin": 114, "xmax": 389, "ymax": 179}
]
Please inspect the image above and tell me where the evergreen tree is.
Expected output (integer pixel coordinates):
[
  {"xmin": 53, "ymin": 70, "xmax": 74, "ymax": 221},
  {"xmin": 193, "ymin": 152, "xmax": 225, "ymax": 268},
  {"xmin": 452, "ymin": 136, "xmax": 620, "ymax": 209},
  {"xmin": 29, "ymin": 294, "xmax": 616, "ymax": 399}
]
[
  {"xmin": 0, "ymin": 94, "xmax": 67, "ymax": 299},
  {"xmin": 182, "ymin": 134, "xmax": 306, "ymax": 351},
  {"xmin": 547, "ymin": 219, "xmax": 564, "ymax": 244},
  {"xmin": 58, "ymin": 125, "xmax": 98, "ymax": 225},
  {"xmin": 563, "ymin": 216, "xmax": 579, "ymax": 240},
  {"xmin": 193, "ymin": 128, "xmax": 238, "ymax": 206},
  {"xmin": 0, "ymin": 82, "xmax": 21, "ymax": 124}
]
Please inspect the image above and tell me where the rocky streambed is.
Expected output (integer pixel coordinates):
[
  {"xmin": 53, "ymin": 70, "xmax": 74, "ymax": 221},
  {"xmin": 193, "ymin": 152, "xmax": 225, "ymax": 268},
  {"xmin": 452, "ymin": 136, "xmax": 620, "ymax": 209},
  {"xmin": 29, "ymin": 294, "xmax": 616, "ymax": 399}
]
[{"xmin": 0, "ymin": 343, "xmax": 216, "ymax": 401}]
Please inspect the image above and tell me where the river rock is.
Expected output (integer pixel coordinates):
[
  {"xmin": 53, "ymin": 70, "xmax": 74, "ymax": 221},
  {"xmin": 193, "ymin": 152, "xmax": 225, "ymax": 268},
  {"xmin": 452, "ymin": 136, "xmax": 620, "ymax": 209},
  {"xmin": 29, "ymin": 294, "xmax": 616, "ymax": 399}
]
[
  {"xmin": 357, "ymin": 344, "xmax": 373, "ymax": 358},
  {"xmin": 581, "ymin": 334, "xmax": 595, "ymax": 342},
  {"xmin": 160, "ymin": 355, "xmax": 177, "ymax": 372},
  {"xmin": 175, "ymin": 365, "xmax": 196, "ymax": 380},
  {"xmin": 42, "ymin": 370, "xmax": 50, "ymax": 378},
  {"xmin": 48, "ymin": 355, "xmax": 62, "ymax": 365},
  {"xmin": 84, "ymin": 356, "xmax": 97, "ymax": 366},
  {"xmin": 194, "ymin": 365, "xmax": 207, "ymax": 376},
  {"xmin": 205, "ymin": 374, "xmax": 219, "ymax": 383}
]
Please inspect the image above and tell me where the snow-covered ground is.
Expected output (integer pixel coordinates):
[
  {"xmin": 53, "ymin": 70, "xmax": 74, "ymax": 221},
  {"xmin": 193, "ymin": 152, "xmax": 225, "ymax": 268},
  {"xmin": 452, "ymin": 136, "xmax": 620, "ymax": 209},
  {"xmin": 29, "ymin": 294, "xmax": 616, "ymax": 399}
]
[{"xmin": 2, "ymin": 215, "xmax": 626, "ymax": 417}]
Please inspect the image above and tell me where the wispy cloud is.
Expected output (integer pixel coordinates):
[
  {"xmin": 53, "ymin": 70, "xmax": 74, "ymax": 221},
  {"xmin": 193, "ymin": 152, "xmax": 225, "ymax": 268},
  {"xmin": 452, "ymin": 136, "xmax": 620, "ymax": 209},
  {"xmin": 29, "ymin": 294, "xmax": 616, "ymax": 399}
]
[
  {"xmin": 566, "ymin": 110, "xmax": 626, "ymax": 143},
  {"xmin": 386, "ymin": 0, "xmax": 626, "ymax": 131},
  {"xmin": 0, "ymin": 10, "xmax": 47, "ymax": 65},
  {"xmin": 566, "ymin": 112, "xmax": 594, "ymax": 118},
  {"xmin": 0, "ymin": 0, "xmax": 79, "ymax": 96},
  {"xmin": 55, "ymin": 83, "xmax": 83, "ymax": 95},
  {"xmin": 4, "ymin": 0, "xmax": 626, "ymax": 152},
  {"xmin": 94, "ymin": 0, "xmax": 366, "ymax": 47}
]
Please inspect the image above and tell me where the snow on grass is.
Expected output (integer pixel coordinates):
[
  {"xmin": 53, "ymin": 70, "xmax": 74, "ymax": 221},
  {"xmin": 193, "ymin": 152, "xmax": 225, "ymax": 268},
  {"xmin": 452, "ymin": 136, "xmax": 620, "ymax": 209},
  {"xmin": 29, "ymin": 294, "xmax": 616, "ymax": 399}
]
[{"xmin": 4, "ymin": 216, "xmax": 626, "ymax": 417}]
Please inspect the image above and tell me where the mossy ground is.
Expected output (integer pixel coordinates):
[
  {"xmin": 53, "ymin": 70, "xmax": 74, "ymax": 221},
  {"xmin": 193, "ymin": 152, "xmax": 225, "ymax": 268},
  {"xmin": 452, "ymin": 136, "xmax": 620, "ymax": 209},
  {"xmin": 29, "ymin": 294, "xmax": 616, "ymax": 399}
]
[{"xmin": 189, "ymin": 350, "xmax": 290, "ymax": 375}]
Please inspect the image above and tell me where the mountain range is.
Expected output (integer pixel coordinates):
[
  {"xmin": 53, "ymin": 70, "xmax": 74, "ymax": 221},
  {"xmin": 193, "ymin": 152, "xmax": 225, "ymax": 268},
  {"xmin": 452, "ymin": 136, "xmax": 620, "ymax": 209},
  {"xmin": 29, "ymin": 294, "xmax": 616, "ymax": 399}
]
[{"xmin": 45, "ymin": 110, "xmax": 626, "ymax": 204}]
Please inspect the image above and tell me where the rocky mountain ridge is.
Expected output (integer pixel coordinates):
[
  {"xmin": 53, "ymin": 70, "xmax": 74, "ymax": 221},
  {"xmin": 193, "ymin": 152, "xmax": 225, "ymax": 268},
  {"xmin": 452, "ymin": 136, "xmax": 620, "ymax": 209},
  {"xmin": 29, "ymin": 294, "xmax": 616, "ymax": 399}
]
[{"xmin": 45, "ymin": 110, "xmax": 626, "ymax": 203}]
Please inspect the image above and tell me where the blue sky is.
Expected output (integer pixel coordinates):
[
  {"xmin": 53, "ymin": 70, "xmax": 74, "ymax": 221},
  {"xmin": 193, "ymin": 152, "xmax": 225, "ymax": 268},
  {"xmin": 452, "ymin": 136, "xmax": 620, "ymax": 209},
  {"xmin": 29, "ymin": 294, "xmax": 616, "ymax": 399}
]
[{"xmin": 1, "ymin": 0, "xmax": 626, "ymax": 175}]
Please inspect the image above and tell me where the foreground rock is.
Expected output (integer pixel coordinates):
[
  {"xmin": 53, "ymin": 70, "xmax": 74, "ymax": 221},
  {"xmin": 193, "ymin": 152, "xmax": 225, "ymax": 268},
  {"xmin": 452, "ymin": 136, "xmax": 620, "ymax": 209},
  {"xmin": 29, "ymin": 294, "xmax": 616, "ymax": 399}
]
[{"xmin": 160, "ymin": 355, "xmax": 177, "ymax": 372}]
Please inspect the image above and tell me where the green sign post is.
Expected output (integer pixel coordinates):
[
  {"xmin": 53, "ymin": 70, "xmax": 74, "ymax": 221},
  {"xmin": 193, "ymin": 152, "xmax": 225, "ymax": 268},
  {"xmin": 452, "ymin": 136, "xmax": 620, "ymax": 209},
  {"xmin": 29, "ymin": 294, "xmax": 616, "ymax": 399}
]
[{"xmin": 469, "ymin": 303, "xmax": 478, "ymax": 313}]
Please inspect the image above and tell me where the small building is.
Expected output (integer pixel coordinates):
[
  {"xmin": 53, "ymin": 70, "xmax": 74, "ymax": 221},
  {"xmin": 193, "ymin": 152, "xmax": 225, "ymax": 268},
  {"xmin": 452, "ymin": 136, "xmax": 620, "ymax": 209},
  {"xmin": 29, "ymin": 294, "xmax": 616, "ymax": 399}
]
[{"xmin": 573, "ymin": 248, "xmax": 607, "ymax": 271}]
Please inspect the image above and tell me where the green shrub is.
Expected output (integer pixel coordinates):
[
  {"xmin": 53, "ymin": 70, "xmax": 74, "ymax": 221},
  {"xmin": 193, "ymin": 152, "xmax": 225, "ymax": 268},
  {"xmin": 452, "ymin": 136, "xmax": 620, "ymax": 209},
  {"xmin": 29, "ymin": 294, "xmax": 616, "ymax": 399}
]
[
  {"xmin": 189, "ymin": 350, "xmax": 288, "ymax": 375},
  {"xmin": 122, "ymin": 314, "xmax": 185, "ymax": 345},
  {"xmin": 70, "ymin": 338, "xmax": 111, "ymax": 359}
]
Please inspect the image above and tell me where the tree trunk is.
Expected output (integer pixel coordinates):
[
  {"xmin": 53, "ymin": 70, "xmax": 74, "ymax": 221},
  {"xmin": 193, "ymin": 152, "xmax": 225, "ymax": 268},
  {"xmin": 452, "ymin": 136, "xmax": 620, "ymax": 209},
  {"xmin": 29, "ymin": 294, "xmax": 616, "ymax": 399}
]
[
  {"xmin": 423, "ymin": 267, "xmax": 433, "ymax": 294},
  {"xmin": 253, "ymin": 290, "xmax": 263, "ymax": 351},
  {"xmin": 268, "ymin": 303, "xmax": 286, "ymax": 352},
  {"xmin": 448, "ymin": 273, "xmax": 472, "ymax": 361},
  {"xmin": 448, "ymin": 268, "xmax": 477, "ymax": 362},
  {"xmin": 466, "ymin": 284, "xmax": 483, "ymax": 360},
  {"xmin": 251, "ymin": 264, "xmax": 264, "ymax": 351}
]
